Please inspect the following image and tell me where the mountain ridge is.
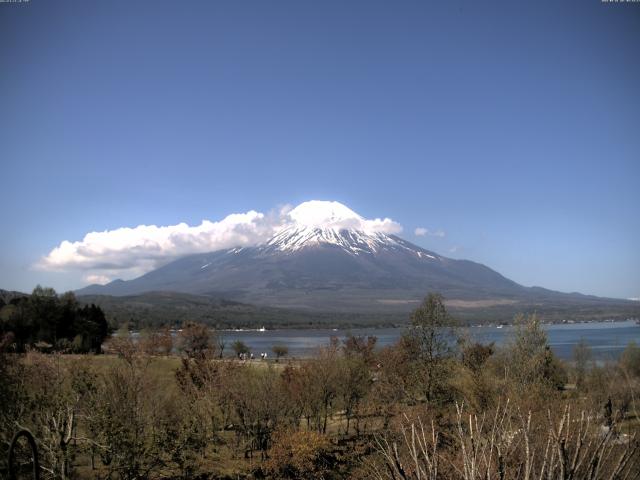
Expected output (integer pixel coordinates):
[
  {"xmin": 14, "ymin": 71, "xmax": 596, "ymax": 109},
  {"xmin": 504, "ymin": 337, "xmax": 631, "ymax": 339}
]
[
  {"xmin": 75, "ymin": 200, "xmax": 639, "ymax": 321},
  {"xmin": 75, "ymin": 223, "xmax": 638, "ymax": 321}
]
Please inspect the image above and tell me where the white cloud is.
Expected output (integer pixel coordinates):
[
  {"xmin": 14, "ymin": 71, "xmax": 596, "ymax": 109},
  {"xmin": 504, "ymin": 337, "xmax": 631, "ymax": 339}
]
[
  {"xmin": 84, "ymin": 274, "xmax": 112, "ymax": 285},
  {"xmin": 37, "ymin": 200, "xmax": 403, "ymax": 283},
  {"xmin": 288, "ymin": 200, "xmax": 402, "ymax": 234},
  {"xmin": 629, "ymin": 297, "xmax": 640, "ymax": 302},
  {"xmin": 38, "ymin": 210, "xmax": 283, "ymax": 279},
  {"xmin": 449, "ymin": 245, "xmax": 461, "ymax": 253},
  {"xmin": 414, "ymin": 227, "xmax": 445, "ymax": 238}
]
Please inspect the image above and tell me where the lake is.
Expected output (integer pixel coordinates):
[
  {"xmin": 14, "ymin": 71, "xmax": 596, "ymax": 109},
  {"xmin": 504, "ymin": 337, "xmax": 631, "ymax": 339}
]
[{"xmin": 219, "ymin": 320, "xmax": 640, "ymax": 361}]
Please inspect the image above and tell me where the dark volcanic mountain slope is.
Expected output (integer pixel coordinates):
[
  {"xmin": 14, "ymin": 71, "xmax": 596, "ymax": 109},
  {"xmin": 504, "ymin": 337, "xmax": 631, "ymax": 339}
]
[{"xmin": 75, "ymin": 224, "xmax": 631, "ymax": 315}]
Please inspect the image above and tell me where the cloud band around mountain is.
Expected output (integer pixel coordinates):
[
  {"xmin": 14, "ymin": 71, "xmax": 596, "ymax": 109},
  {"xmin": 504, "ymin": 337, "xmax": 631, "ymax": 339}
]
[{"xmin": 37, "ymin": 201, "xmax": 403, "ymax": 284}]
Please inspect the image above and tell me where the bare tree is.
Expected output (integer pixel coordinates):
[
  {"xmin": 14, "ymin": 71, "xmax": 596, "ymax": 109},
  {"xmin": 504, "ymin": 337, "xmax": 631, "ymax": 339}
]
[{"xmin": 370, "ymin": 402, "xmax": 640, "ymax": 480}]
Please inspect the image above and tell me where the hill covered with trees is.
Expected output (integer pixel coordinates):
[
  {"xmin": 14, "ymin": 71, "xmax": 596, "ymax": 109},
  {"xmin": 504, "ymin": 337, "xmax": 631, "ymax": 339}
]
[{"xmin": 0, "ymin": 286, "xmax": 109, "ymax": 353}]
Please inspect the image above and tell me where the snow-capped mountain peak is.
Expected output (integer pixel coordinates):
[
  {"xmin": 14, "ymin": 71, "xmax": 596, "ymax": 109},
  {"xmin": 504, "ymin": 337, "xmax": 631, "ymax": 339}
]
[
  {"xmin": 288, "ymin": 201, "xmax": 364, "ymax": 229},
  {"xmin": 262, "ymin": 201, "xmax": 422, "ymax": 256},
  {"xmin": 264, "ymin": 224, "xmax": 397, "ymax": 255},
  {"xmin": 285, "ymin": 200, "xmax": 402, "ymax": 235}
]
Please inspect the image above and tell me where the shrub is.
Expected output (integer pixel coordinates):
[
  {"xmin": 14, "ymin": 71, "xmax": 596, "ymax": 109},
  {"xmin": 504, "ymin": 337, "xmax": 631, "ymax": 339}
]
[
  {"xmin": 264, "ymin": 428, "xmax": 332, "ymax": 479},
  {"xmin": 272, "ymin": 344, "xmax": 289, "ymax": 360}
]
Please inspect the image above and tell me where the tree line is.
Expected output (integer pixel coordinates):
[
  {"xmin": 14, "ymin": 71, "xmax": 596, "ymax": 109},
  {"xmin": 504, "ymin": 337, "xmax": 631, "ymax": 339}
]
[{"xmin": 0, "ymin": 286, "xmax": 109, "ymax": 353}]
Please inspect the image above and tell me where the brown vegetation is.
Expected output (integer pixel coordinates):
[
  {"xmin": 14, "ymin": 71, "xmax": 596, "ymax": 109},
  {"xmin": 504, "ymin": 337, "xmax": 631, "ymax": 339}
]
[{"xmin": 1, "ymin": 293, "xmax": 638, "ymax": 479}]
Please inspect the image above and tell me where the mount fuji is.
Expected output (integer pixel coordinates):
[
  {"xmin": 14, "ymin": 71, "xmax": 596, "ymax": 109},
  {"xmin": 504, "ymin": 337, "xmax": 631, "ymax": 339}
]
[{"xmin": 76, "ymin": 201, "xmax": 639, "ymax": 321}]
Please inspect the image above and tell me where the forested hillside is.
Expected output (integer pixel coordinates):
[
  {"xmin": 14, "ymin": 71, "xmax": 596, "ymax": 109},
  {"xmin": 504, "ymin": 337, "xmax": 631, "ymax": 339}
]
[{"xmin": 0, "ymin": 286, "xmax": 108, "ymax": 353}]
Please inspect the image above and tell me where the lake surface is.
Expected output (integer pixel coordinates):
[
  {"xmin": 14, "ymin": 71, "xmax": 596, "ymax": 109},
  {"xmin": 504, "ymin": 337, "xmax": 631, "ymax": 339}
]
[{"xmin": 219, "ymin": 320, "xmax": 640, "ymax": 360}]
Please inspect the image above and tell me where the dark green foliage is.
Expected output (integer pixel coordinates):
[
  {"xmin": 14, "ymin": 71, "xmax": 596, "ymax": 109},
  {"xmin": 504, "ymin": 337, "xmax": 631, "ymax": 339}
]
[
  {"xmin": 620, "ymin": 341, "xmax": 640, "ymax": 377},
  {"xmin": 232, "ymin": 340, "xmax": 251, "ymax": 356},
  {"xmin": 272, "ymin": 344, "xmax": 289, "ymax": 360},
  {"xmin": 461, "ymin": 341, "xmax": 494, "ymax": 372},
  {"xmin": 178, "ymin": 322, "xmax": 215, "ymax": 359},
  {"xmin": 0, "ymin": 286, "xmax": 109, "ymax": 353},
  {"xmin": 498, "ymin": 314, "xmax": 568, "ymax": 400},
  {"xmin": 541, "ymin": 345, "xmax": 568, "ymax": 390},
  {"xmin": 68, "ymin": 286, "xmax": 640, "ymax": 331},
  {"xmin": 77, "ymin": 291, "xmax": 406, "ymax": 330},
  {"xmin": 0, "ymin": 333, "xmax": 25, "ymax": 474},
  {"xmin": 405, "ymin": 293, "xmax": 458, "ymax": 403},
  {"xmin": 573, "ymin": 337, "xmax": 592, "ymax": 388}
]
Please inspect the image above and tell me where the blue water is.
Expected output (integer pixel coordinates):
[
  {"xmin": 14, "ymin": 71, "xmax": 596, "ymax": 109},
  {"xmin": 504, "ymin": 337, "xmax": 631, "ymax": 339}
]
[{"xmin": 219, "ymin": 320, "xmax": 640, "ymax": 360}]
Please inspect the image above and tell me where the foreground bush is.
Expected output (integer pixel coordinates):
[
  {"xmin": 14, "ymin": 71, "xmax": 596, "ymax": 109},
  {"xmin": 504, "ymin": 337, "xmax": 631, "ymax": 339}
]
[
  {"xmin": 369, "ymin": 402, "xmax": 640, "ymax": 480},
  {"xmin": 263, "ymin": 428, "xmax": 333, "ymax": 479}
]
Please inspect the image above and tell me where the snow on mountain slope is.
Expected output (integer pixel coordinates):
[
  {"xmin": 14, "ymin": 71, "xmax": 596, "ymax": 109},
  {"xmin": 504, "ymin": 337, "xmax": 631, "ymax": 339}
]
[
  {"xmin": 265, "ymin": 225, "xmax": 400, "ymax": 255},
  {"xmin": 261, "ymin": 223, "xmax": 448, "ymax": 266},
  {"xmin": 259, "ymin": 200, "xmax": 421, "ymax": 257}
]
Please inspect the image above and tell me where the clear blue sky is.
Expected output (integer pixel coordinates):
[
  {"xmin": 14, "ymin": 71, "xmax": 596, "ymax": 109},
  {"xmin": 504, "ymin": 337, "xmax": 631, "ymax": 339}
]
[{"xmin": 1, "ymin": 0, "xmax": 638, "ymax": 299}]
